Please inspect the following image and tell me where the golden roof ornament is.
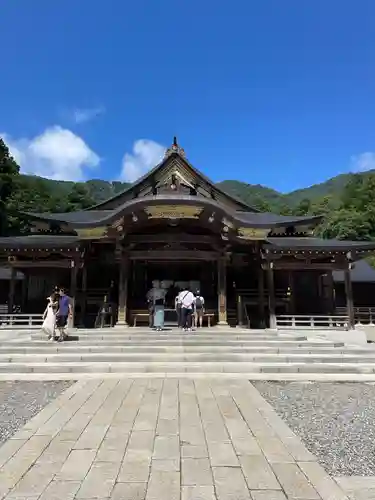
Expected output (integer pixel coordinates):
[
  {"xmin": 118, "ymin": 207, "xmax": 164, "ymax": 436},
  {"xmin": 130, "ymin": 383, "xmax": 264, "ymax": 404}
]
[{"xmin": 164, "ymin": 136, "xmax": 186, "ymax": 158}]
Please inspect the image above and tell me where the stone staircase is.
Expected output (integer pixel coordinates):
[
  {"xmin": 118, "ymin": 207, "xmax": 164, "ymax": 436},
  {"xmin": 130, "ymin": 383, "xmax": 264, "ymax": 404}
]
[{"xmin": 0, "ymin": 327, "xmax": 375, "ymax": 380}]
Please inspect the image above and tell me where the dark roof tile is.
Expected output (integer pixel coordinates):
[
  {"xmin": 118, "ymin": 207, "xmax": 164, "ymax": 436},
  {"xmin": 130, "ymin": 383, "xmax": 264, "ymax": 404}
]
[
  {"xmin": 0, "ymin": 235, "xmax": 81, "ymax": 249},
  {"xmin": 266, "ymin": 237, "xmax": 375, "ymax": 251},
  {"xmin": 25, "ymin": 197, "xmax": 321, "ymax": 229},
  {"xmin": 333, "ymin": 259, "xmax": 375, "ymax": 282}
]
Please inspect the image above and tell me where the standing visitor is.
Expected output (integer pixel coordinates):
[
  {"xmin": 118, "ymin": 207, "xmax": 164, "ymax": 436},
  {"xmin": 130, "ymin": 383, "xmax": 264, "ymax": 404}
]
[
  {"xmin": 180, "ymin": 287, "xmax": 195, "ymax": 332},
  {"xmin": 152, "ymin": 281, "xmax": 166, "ymax": 331},
  {"xmin": 194, "ymin": 290, "xmax": 205, "ymax": 328},
  {"xmin": 175, "ymin": 288, "xmax": 182, "ymax": 327},
  {"xmin": 56, "ymin": 288, "xmax": 73, "ymax": 342},
  {"xmin": 107, "ymin": 280, "xmax": 117, "ymax": 327},
  {"xmin": 41, "ymin": 292, "xmax": 58, "ymax": 340}
]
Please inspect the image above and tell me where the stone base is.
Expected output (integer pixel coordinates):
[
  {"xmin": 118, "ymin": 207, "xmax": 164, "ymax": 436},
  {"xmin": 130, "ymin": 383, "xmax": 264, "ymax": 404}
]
[
  {"xmin": 114, "ymin": 322, "xmax": 129, "ymax": 329},
  {"xmin": 216, "ymin": 321, "xmax": 229, "ymax": 328},
  {"xmin": 356, "ymin": 324, "xmax": 375, "ymax": 343}
]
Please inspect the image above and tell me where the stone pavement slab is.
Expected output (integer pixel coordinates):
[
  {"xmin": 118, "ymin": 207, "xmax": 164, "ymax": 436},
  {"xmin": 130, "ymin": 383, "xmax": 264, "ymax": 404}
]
[
  {"xmin": 0, "ymin": 378, "xmax": 352, "ymax": 500},
  {"xmin": 334, "ymin": 476, "xmax": 375, "ymax": 499}
]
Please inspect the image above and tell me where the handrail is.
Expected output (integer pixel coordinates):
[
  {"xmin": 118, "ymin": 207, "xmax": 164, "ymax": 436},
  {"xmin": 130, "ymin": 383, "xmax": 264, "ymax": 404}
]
[
  {"xmin": 0, "ymin": 314, "xmax": 43, "ymax": 329},
  {"xmin": 276, "ymin": 314, "xmax": 349, "ymax": 330},
  {"xmin": 336, "ymin": 306, "xmax": 375, "ymax": 325},
  {"xmin": 336, "ymin": 306, "xmax": 375, "ymax": 313}
]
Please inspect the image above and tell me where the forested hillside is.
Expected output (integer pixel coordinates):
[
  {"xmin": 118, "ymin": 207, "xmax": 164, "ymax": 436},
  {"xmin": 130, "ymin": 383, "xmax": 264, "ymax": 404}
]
[{"xmin": 2, "ymin": 136, "xmax": 375, "ymax": 242}]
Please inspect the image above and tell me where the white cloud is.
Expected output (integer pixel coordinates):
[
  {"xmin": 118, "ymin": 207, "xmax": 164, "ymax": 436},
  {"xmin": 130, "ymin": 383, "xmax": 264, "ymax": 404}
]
[
  {"xmin": 121, "ymin": 139, "xmax": 165, "ymax": 182},
  {"xmin": 351, "ymin": 152, "xmax": 375, "ymax": 172},
  {"xmin": 2, "ymin": 126, "xmax": 100, "ymax": 181},
  {"xmin": 73, "ymin": 106, "xmax": 105, "ymax": 124}
]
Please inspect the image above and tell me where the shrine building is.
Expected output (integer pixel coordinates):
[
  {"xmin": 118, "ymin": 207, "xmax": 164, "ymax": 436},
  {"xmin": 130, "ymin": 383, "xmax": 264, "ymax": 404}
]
[{"xmin": 1, "ymin": 138, "xmax": 375, "ymax": 329}]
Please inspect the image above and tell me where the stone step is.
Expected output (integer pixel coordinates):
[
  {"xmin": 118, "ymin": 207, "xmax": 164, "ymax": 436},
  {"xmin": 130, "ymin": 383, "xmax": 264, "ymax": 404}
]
[
  {"xmin": 22, "ymin": 339, "xmax": 348, "ymax": 348},
  {"xmin": 0, "ymin": 361, "xmax": 374, "ymax": 374},
  {"xmin": 74, "ymin": 328, "xmax": 274, "ymax": 334},
  {"xmin": 52, "ymin": 334, "xmax": 298, "ymax": 341},
  {"xmin": 1, "ymin": 352, "xmax": 375, "ymax": 363},
  {"xmin": 0, "ymin": 345, "xmax": 367, "ymax": 354}
]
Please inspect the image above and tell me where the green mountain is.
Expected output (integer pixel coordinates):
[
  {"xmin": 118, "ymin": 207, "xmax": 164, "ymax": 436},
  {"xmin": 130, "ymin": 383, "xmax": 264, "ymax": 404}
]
[
  {"xmin": 218, "ymin": 172, "xmax": 366, "ymax": 211},
  {"xmin": 283, "ymin": 172, "xmax": 362, "ymax": 206},
  {"xmin": 15, "ymin": 169, "xmax": 365, "ymax": 214},
  {"xmin": 21, "ymin": 175, "xmax": 130, "ymax": 204}
]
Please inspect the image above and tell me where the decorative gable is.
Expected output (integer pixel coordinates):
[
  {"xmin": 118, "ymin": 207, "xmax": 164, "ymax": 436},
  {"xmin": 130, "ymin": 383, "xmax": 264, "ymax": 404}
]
[
  {"xmin": 89, "ymin": 137, "xmax": 256, "ymax": 212},
  {"xmin": 154, "ymin": 168, "xmax": 197, "ymax": 196}
]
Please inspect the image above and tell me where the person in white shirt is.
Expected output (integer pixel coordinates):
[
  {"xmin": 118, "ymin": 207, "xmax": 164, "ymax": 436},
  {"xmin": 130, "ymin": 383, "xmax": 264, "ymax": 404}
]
[
  {"xmin": 194, "ymin": 290, "xmax": 205, "ymax": 328},
  {"xmin": 179, "ymin": 287, "xmax": 195, "ymax": 331}
]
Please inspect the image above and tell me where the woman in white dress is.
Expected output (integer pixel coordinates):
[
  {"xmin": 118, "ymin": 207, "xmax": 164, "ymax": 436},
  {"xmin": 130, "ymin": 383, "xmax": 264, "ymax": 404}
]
[{"xmin": 42, "ymin": 293, "xmax": 58, "ymax": 340}]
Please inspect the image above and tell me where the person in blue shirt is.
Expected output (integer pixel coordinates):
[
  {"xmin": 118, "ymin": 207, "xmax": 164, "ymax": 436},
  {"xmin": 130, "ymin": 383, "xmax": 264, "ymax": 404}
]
[{"xmin": 56, "ymin": 287, "xmax": 72, "ymax": 342}]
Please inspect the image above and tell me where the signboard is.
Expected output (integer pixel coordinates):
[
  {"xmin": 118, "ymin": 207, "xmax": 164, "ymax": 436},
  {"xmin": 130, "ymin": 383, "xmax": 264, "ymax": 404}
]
[
  {"xmin": 75, "ymin": 227, "xmax": 108, "ymax": 238},
  {"xmin": 144, "ymin": 205, "xmax": 203, "ymax": 219},
  {"xmin": 237, "ymin": 227, "xmax": 269, "ymax": 240}
]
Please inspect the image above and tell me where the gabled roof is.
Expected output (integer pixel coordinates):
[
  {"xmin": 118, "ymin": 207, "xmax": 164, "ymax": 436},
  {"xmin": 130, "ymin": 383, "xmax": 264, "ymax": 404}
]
[
  {"xmin": 24, "ymin": 195, "xmax": 322, "ymax": 229},
  {"xmin": 0, "ymin": 235, "xmax": 81, "ymax": 249},
  {"xmin": 333, "ymin": 259, "xmax": 375, "ymax": 282},
  {"xmin": 88, "ymin": 137, "xmax": 258, "ymax": 212},
  {"xmin": 265, "ymin": 237, "xmax": 375, "ymax": 252}
]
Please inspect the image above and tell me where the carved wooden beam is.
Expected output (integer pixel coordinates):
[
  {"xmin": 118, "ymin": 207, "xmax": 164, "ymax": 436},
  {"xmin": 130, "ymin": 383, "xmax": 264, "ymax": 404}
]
[
  {"xmin": 6, "ymin": 260, "xmax": 76, "ymax": 268},
  {"xmin": 129, "ymin": 250, "xmax": 219, "ymax": 261},
  {"xmin": 261, "ymin": 261, "xmax": 347, "ymax": 271},
  {"xmin": 125, "ymin": 233, "xmax": 220, "ymax": 244}
]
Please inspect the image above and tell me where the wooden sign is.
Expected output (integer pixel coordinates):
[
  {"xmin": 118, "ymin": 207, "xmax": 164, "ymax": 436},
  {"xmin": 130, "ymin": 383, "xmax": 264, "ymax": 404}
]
[
  {"xmin": 144, "ymin": 205, "xmax": 203, "ymax": 219},
  {"xmin": 75, "ymin": 227, "xmax": 108, "ymax": 238},
  {"xmin": 238, "ymin": 227, "xmax": 269, "ymax": 240}
]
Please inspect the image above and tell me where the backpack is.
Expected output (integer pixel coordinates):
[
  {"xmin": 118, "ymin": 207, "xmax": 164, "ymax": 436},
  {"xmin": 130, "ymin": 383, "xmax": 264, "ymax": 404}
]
[{"xmin": 195, "ymin": 296, "xmax": 203, "ymax": 309}]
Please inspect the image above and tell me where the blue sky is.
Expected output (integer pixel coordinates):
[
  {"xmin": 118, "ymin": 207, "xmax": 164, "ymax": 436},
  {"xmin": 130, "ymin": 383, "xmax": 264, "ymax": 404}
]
[{"xmin": 1, "ymin": 0, "xmax": 375, "ymax": 192}]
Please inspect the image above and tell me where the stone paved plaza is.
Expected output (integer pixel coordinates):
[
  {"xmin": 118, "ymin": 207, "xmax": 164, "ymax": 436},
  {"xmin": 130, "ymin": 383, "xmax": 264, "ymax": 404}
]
[{"xmin": 0, "ymin": 377, "xmax": 361, "ymax": 500}]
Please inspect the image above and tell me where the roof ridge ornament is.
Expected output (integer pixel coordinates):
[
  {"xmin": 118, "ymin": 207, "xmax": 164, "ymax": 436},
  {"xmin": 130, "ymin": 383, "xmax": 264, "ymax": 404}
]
[{"xmin": 164, "ymin": 136, "xmax": 186, "ymax": 158}]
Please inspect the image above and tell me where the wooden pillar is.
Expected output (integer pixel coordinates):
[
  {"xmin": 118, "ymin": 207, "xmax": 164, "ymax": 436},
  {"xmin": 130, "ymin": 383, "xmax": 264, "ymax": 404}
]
[
  {"xmin": 116, "ymin": 250, "xmax": 129, "ymax": 327},
  {"xmin": 258, "ymin": 267, "xmax": 265, "ymax": 327},
  {"xmin": 236, "ymin": 292, "xmax": 244, "ymax": 327},
  {"xmin": 344, "ymin": 266, "xmax": 355, "ymax": 329},
  {"xmin": 80, "ymin": 265, "xmax": 88, "ymax": 327},
  {"xmin": 21, "ymin": 274, "xmax": 28, "ymax": 311},
  {"xmin": 327, "ymin": 271, "xmax": 335, "ymax": 314},
  {"xmin": 70, "ymin": 259, "xmax": 78, "ymax": 327},
  {"xmin": 8, "ymin": 267, "xmax": 16, "ymax": 314},
  {"xmin": 266, "ymin": 262, "xmax": 277, "ymax": 330},
  {"xmin": 287, "ymin": 271, "xmax": 295, "ymax": 314},
  {"xmin": 217, "ymin": 256, "xmax": 228, "ymax": 326}
]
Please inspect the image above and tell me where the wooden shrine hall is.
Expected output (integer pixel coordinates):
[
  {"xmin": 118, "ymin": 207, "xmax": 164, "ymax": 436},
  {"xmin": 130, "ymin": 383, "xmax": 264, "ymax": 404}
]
[{"xmin": 1, "ymin": 137, "xmax": 375, "ymax": 330}]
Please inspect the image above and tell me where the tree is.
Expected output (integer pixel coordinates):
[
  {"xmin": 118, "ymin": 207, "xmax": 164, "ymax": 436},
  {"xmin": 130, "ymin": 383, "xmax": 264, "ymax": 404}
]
[
  {"xmin": 278, "ymin": 202, "xmax": 293, "ymax": 216},
  {"xmin": 311, "ymin": 195, "xmax": 336, "ymax": 216},
  {"xmin": 66, "ymin": 183, "xmax": 95, "ymax": 211},
  {"xmin": 0, "ymin": 137, "xmax": 20, "ymax": 235},
  {"xmin": 293, "ymin": 198, "xmax": 311, "ymax": 216},
  {"xmin": 252, "ymin": 195, "xmax": 272, "ymax": 213},
  {"xmin": 317, "ymin": 208, "xmax": 373, "ymax": 241}
]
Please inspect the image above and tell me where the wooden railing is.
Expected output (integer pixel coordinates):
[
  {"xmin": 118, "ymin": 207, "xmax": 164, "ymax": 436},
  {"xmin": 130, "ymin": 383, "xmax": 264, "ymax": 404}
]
[
  {"xmin": 0, "ymin": 314, "xmax": 44, "ymax": 329},
  {"xmin": 336, "ymin": 306, "xmax": 375, "ymax": 325},
  {"xmin": 276, "ymin": 314, "xmax": 349, "ymax": 330}
]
